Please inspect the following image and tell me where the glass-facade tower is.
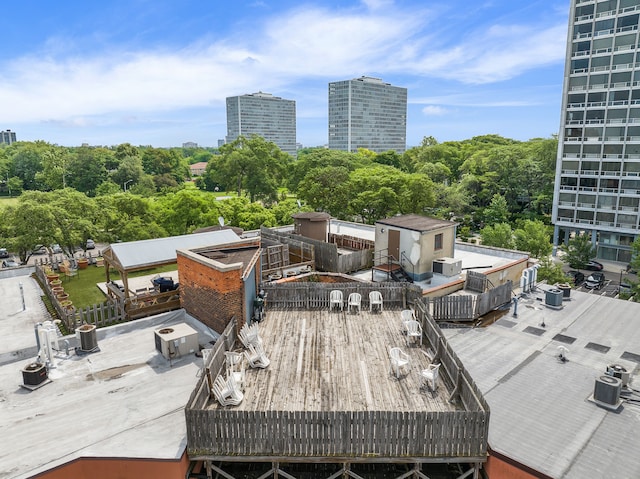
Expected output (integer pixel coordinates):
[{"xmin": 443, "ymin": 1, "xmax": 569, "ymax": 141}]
[
  {"xmin": 0, "ymin": 130, "xmax": 16, "ymax": 145},
  {"xmin": 226, "ymin": 92, "xmax": 297, "ymax": 157},
  {"xmin": 328, "ymin": 76, "xmax": 407, "ymax": 153},
  {"xmin": 553, "ymin": 0, "xmax": 640, "ymax": 262}
]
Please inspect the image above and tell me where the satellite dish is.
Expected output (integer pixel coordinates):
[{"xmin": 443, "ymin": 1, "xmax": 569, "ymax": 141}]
[{"xmin": 218, "ymin": 216, "xmax": 225, "ymax": 227}]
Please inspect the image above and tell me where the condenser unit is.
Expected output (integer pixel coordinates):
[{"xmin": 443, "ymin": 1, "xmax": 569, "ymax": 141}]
[
  {"xmin": 154, "ymin": 323, "xmax": 199, "ymax": 360},
  {"xmin": 432, "ymin": 258, "xmax": 462, "ymax": 276},
  {"xmin": 592, "ymin": 375, "xmax": 622, "ymax": 410},
  {"xmin": 76, "ymin": 324, "xmax": 98, "ymax": 352}
]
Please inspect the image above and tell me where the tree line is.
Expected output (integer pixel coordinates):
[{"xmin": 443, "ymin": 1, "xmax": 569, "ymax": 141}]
[{"xmin": 1, "ymin": 134, "xmax": 559, "ymax": 263}]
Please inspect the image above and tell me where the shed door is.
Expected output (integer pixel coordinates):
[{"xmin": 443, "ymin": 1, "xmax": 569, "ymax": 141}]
[{"xmin": 389, "ymin": 229, "xmax": 400, "ymax": 261}]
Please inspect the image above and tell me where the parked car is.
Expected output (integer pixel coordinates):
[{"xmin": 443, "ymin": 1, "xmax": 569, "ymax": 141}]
[
  {"xmin": 618, "ymin": 281, "xmax": 633, "ymax": 294},
  {"xmin": 0, "ymin": 248, "xmax": 9, "ymax": 258},
  {"xmin": 32, "ymin": 245, "xmax": 47, "ymax": 255},
  {"xmin": 51, "ymin": 244, "xmax": 63, "ymax": 254},
  {"xmin": 2, "ymin": 259, "xmax": 20, "ymax": 268},
  {"xmin": 585, "ymin": 272, "xmax": 606, "ymax": 289},
  {"xmin": 569, "ymin": 259, "xmax": 604, "ymax": 271},
  {"xmin": 585, "ymin": 260, "xmax": 604, "ymax": 271},
  {"xmin": 566, "ymin": 270, "xmax": 585, "ymax": 286},
  {"xmin": 86, "ymin": 239, "xmax": 95, "ymax": 250}
]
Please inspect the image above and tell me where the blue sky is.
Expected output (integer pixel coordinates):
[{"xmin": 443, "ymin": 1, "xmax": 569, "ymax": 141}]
[{"xmin": 0, "ymin": 0, "xmax": 569, "ymax": 148}]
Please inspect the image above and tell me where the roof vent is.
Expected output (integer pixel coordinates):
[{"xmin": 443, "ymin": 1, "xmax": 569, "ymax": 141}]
[{"xmin": 591, "ymin": 375, "xmax": 622, "ymax": 410}]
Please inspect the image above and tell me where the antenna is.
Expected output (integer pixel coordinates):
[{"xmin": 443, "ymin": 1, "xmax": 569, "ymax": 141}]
[{"xmin": 218, "ymin": 216, "xmax": 225, "ymax": 227}]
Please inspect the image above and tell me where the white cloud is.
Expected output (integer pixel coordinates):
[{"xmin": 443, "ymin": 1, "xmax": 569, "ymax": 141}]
[
  {"xmin": 422, "ymin": 105, "xmax": 448, "ymax": 116},
  {"xmin": 0, "ymin": 2, "xmax": 566, "ymax": 130}
]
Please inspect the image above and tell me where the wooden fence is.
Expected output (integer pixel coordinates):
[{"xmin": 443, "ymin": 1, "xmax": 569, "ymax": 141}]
[
  {"xmin": 465, "ymin": 271, "xmax": 488, "ymax": 293},
  {"xmin": 427, "ymin": 281, "xmax": 513, "ymax": 322},
  {"xmin": 35, "ymin": 264, "xmax": 181, "ymax": 332},
  {"xmin": 262, "ymin": 227, "xmax": 373, "ymax": 274},
  {"xmin": 186, "ymin": 409, "xmax": 488, "ymax": 459},
  {"xmin": 185, "ymin": 284, "xmax": 489, "ymax": 462},
  {"xmin": 262, "ymin": 281, "xmax": 422, "ymax": 310},
  {"xmin": 413, "ymin": 300, "xmax": 489, "ymax": 414}
]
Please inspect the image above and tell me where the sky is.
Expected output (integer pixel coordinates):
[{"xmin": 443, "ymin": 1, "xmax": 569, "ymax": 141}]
[{"xmin": 0, "ymin": 0, "xmax": 570, "ymax": 149}]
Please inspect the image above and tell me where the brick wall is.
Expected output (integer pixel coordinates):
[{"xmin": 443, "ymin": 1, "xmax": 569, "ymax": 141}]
[{"xmin": 177, "ymin": 254, "xmax": 245, "ymax": 334}]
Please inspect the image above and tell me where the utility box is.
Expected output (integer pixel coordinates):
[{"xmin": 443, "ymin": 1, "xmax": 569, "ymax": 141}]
[
  {"xmin": 154, "ymin": 323, "xmax": 199, "ymax": 360},
  {"xmin": 432, "ymin": 258, "xmax": 462, "ymax": 276}
]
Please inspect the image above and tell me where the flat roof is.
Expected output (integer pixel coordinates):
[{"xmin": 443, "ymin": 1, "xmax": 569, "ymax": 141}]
[
  {"xmin": 443, "ymin": 287, "xmax": 640, "ymax": 478},
  {"xmin": 104, "ymin": 230, "xmax": 241, "ymax": 270},
  {"xmin": 0, "ymin": 271, "xmax": 216, "ymax": 478},
  {"xmin": 376, "ymin": 214, "xmax": 456, "ymax": 233},
  {"xmin": 205, "ymin": 309, "xmax": 459, "ymax": 413}
]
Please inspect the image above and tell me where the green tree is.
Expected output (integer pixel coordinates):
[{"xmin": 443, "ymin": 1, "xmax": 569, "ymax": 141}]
[
  {"xmin": 67, "ymin": 147, "xmax": 110, "ymax": 196},
  {"xmin": 213, "ymin": 136, "xmax": 291, "ymax": 204},
  {"xmin": 514, "ymin": 220, "xmax": 552, "ymax": 258},
  {"xmin": 297, "ymin": 166, "xmax": 351, "ymax": 217},
  {"xmin": 537, "ymin": 256, "xmax": 568, "ymax": 285},
  {"xmin": 562, "ymin": 233, "xmax": 596, "ymax": 269},
  {"xmin": 483, "ymin": 194, "xmax": 510, "ymax": 225},
  {"xmin": 155, "ymin": 189, "xmax": 213, "ymax": 236},
  {"xmin": 480, "ymin": 223, "xmax": 514, "ymax": 249}
]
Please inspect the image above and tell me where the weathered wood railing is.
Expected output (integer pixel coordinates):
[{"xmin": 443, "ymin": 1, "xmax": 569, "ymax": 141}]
[
  {"xmin": 413, "ymin": 300, "xmax": 489, "ymax": 414},
  {"xmin": 186, "ymin": 409, "xmax": 488, "ymax": 459},
  {"xmin": 185, "ymin": 284, "xmax": 489, "ymax": 461},
  {"xmin": 262, "ymin": 281, "xmax": 423, "ymax": 310}
]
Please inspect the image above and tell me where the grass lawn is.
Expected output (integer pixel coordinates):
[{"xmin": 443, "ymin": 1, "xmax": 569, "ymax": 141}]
[
  {"xmin": 0, "ymin": 196, "xmax": 19, "ymax": 208},
  {"xmin": 61, "ymin": 264, "xmax": 178, "ymax": 308}
]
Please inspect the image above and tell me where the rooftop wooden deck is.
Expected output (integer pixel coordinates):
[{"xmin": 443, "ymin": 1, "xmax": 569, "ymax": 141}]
[
  {"xmin": 207, "ymin": 309, "xmax": 458, "ymax": 413},
  {"xmin": 186, "ymin": 287, "xmax": 489, "ymax": 462}
]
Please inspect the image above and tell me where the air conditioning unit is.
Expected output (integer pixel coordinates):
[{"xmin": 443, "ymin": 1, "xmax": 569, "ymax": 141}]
[
  {"xmin": 432, "ymin": 258, "xmax": 462, "ymax": 276},
  {"xmin": 545, "ymin": 288, "xmax": 564, "ymax": 308},
  {"xmin": 606, "ymin": 364, "xmax": 630, "ymax": 387},
  {"xmin": 593, "ymin": 375, "xmax": 622, "ymax": 409},
  {"xmin": 154, "ymin": 323, "xmax": 199, "ymax": 360},
  {"xmin": 22, "ymin": 362, "xmax": 48, "ymax": 386},
  {"xmin": 76, "ymin": 324, "xmax": 98, "ymax": 352}
]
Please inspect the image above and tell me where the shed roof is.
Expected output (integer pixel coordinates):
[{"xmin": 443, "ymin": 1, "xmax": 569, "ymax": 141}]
[
  {"xmin": 444, "ymin": 288, "xmax": 640, "ymax": 478},
  {"xmin": 292, "ymin": 212, "xmax": 332, "ymax": 221},
  {"xmin": 376, "ymin": 214, "xmax": 455, "ymax": 232},
  {"xmin": 103, "ymin": 230, "xmax": 241, "ymax": 270}
]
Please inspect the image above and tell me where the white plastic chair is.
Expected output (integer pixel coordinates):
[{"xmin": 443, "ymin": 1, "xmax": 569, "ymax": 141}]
[
  {"xmin": 421, "ymin": 363, "xmax": 441, "ymax": 392},
  {"xmin": 239, "ymin": 323, "xmax": 262, "ymax": 348},
  {"xmin": 347, "ymin": 292, "xmax": 362, "ymax": 314},
  {"xmin": 389, "ymin": 347, "xmax": 410, "ymax": 378},
  {"xmin": 369, "ymin": 291, "xmax": 383, "ymax": 312},
  {"xmin": 405, "ymin": 320, "xmax": 423, "ymax": 346},
  {"xmin": 245, "ymin": 342, "xmax": 271, "ymax": 369},
  {"xmin": 330, "ymin": 290, "xmax": 343, "ymax": 311},
  {"xmin": 225, "ymin": 351, "xmax": 245, "ymax": 391},
  {"xmin": 212, "ymin": 374, "xmax": 244, "ymax": 406}
]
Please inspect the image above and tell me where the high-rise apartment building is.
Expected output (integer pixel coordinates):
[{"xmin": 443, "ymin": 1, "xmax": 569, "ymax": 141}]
[
  {"xmin": 328, "ymin": 76, "xmax": 407, "ymax": 153},
  {"xmin": 0, "ymin": 129, "xmax": 16, "ymax": 145},
  {"xmin": 226, "ymin": 92, "xmax": 296, "ymax": 157},
  {"xmin": 552, "ymin": 0, "xmax": 640, "ymax": 262}
]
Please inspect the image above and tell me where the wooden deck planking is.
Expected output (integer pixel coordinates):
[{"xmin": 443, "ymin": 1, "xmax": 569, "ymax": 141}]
[{"xmin": 208, "ymin": 309, "xmax": 460, "ymax": 413}]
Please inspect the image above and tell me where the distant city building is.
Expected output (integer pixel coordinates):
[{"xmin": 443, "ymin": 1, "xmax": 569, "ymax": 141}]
[
  {"xmin": 218, "ymin": 139, "xmax": 226, "ymax": 148},
  {"xmin": 226, "ymin": 92, "xmax": 297, "ymax": 157},
  {"xmin": 183, "ymin": 141, "xmax": 198, "ymax": 148},
  {"xmin": 328, "ymin": 76, "xmax": 407, "ymax": 153},
  {"xmin": 0, "ymin": 130, "xmax": 16, "ymax": 145},
  {"xmin": 552, "ymin": 1, "xmax": 640, "ymax": 262}
]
